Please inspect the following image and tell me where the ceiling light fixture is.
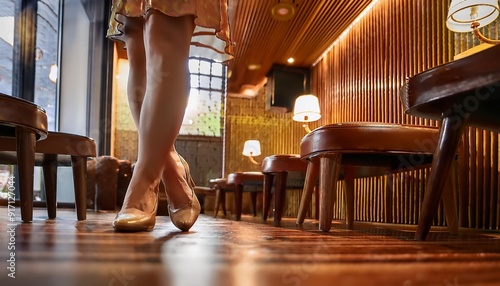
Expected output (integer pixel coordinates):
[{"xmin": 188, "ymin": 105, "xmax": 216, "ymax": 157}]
[
  {"xmin": 271, "ymin": 0, "xmax": 297, "ymax": 21},
  {"xmin": 247, "ymin": 64, "xmax": 261, "ymax": 70}
]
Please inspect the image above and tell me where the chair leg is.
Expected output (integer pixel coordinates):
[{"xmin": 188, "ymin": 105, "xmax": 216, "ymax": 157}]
[
  {"xmin": 234, "ymin": 184, "xmax": 243, "ymax": 221},
  {"xmin": 442, "ymin": 160, "xmax": 459, "ymax": 234},
  {"xmin": 17, "ymin": 128, "xmax": 36, "ymax": 223},
  {"xmin": 262, "ymin": 174, "xmax": 274, "ymax": 221},
  {"xmin": 273, "ymin": 171, "xmax": 288, "ymax": 226},
  {"xmin": 416, "ymin": 115, "xmax": 467, "ymax": 240},
  {"xmin": 297, "ymin": 161, "xmax": 319, "ymax": 224},
  {"xmin": 319, "ymin": 154, "xmax": 341, "ymax": 232},
  {"xmin": 72, "ymin": 156, "xmax": 87, "ymax": 221},
  {"xmin": 42, "ymin": 154, "xmax": 58, "ymax": 219}
]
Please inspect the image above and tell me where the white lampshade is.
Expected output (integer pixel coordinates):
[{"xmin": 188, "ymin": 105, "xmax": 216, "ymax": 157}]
[
  {"xmin": 242, "ymin": 140, "xmax": 261, "ymax": 157},
  {"xmin": 447, "ymin": 0, "xmax": 500, "ymax": 32},
  {"xmin": 292, "ymin": 94, "xmax": 321, "ymax": 122}
]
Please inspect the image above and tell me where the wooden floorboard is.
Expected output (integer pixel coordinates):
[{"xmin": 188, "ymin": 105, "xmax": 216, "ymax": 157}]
[{"xmin": 1, "ymin": 207, "xmax": 500, "ymax": 286}]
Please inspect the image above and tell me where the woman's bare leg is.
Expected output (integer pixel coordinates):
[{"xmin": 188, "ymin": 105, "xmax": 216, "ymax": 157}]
[
  {"xmin": 118, "ymin": 11, "xmax": 193, "ymax": 216},
  {"xmin": 116, "ymin": 15, "xmax": 161, "ymax": 215},
  {"xmin": 120, "ymin": 15, "xmax": 146, "ymax": 127},
  {"xmin": 129, "ymin": 9, "xmax": 195, "ymax": 211}
]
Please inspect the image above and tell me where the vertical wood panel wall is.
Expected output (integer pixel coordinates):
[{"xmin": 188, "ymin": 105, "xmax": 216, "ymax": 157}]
[
  {"xmin": 224, "ymin": 91, "xmax": 319, "ymax": 176},
  {"xmin": 454, "ymin": 21, "xmax": 500, "ymax": 229},
  {"xmin": 312, "ymin": 0, "xmax": 499, "ymax": 229}
]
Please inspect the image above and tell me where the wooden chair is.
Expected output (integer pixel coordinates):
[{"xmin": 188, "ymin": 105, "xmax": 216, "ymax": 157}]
[
  {"xmin": 0, "ymin": 94, "xmax": 48, "ymax": 222},
  {"xmin": 261, "ymin": 154, "xmax": 313, "ymax": 226},
  {"xmin": 297, "ymin": 123, "xmax": 459, "ymax": 236},
  {"xmin": 401, "ymin": 44, "xmax": 500, "ymax": 240}
]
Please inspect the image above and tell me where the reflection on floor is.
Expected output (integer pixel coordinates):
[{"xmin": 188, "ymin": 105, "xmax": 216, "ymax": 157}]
[{"xmin": 1, "ymin": 207, "xmax": 500, "ymax": 286}]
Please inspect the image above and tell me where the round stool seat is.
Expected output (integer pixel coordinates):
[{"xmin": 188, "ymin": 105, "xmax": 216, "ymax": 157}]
[
  {"xmin": 262, "ymin": 154, "xmax": 307, "ymax": 173},
  {"xmin": 301, "ymin": 123, "xmax": 439, "ymax": 159}
]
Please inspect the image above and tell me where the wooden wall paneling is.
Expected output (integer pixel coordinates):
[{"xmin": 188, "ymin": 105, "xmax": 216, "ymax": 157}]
[
  {"xmin": 484, "ymin": 131, "xmax": 491, "ymax": 228},
  {"xmin": 491, "ymin": 134, "xmax": 498, "ymax": 228},
  {"xmin": 459, "ymin": 133, "xmax": 469, "ymax": 228}
]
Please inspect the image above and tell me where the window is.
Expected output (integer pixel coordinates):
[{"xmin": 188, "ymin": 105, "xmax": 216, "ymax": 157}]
[
  {"xmin": 34, "ymin": 0, "xmax": 60, "ymax": 131},
  {"xmin": 182, "ymin": 58, "xmax": 226, "ymax": 137},
  {"xmin": 0, "ymin": 2, "xmax": 15, "ymax": 95}
]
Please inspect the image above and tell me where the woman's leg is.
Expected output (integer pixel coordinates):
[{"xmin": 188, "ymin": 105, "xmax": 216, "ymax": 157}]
[
  {"xmin": 116, "ymin": 15, "xmax": 162, "ymax": 215},
  {"xmin": 131, "ymin": 9, "xmax": 195, "ymax": 211},
  {"xmin": 120, "ymin": 15, "xmax": 146, "ymax": 127}
]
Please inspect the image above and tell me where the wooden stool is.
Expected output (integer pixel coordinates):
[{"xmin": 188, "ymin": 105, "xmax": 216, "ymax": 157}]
[
  {"xmin": 261, "ymin": 154, "xmax": 311, "ymax": 225},
  {"xmin": 0, "ymin": 94, "xmax": 48, "ymax": 222},
  {"xmin": 401, "ymin": 44, "xmax": 500, "ymax": 240},
  {"xmin": 226, "ymin": 172, "xmax": 265, "ymax": 221},
  {"xmin": 210, "ymin": 177, "xmax": 229, "ymax": 217},
  {"xmin": 298, "ymin": 123, "xmax": 459, "ymax": 235},
  {"xmin": 0, "ymin": 131, "xmax": 96, "ymax": 221},
  {"xmin": 193, "ymin": 186, "xmax": 216, "ymax": 214}
]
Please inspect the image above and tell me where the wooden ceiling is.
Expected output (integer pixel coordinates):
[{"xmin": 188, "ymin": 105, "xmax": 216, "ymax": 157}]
[{"xmin": 226, "ymin": 0, "xmax": 374, "ymax": 94}]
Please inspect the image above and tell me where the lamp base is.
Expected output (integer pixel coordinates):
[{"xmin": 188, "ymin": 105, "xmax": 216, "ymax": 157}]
[{"xmin": 454, "ymin": 42, "xmax": 496, "ymax": 60}]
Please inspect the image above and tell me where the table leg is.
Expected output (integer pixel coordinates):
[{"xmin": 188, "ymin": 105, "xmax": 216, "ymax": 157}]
[{"xmin": 416, "ymin": 115, "xmax": 467, "ymax": 240}]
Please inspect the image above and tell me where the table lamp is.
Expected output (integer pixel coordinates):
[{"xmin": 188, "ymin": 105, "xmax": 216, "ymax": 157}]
[
  {"xmin": 447, "ymin": 0, "xmax": 499, "ymax": 58},
  {"xmin": 292, "ymin": 94, "xmax": 321, "ymax": 133},
  {"xmin": 242, "ymin": 140, "xmax": 261, "ymax": 165}
]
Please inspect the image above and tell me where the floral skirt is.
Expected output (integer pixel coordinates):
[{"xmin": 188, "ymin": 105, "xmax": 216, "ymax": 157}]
[{"xmin": 107, "ymin": 0, "xmax": 233, "ymax": 63}]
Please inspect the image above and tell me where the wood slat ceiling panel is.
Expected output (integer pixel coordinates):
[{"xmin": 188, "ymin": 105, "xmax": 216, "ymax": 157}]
[{"xmin": 227, "ymin": 0, "xmax": 373, "ymax": 94}]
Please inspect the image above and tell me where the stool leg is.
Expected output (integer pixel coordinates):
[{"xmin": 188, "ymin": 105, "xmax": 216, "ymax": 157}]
[
  {"xmin": 221, "ymin": 189, "xmax": 227, "ymax": 216},
  {"xmin": 71, "ymin": 156, "xmax": 87, "ymax": 221},
  {"xmin": 250, "ymin": 192, "xmax": 258, "ymax": 217},
  {"xmin": 214, "ymin": 187, "xmax": 221, "ymax": 217},
  {"xmin": 319, "ymin": 154, "xmax": 341, "ymax": 232},
  {"xmin": 42, "ymin": 154, "xmax": 58, "ymax": 219},
  {"xmin": 385, "ymin": 174, "xmax": 394, "ymax": 223},
  {"xmin": 416, "ymin": 115, "xmax": 466, "ymax": 240},
  {"xmin": 343, "ymin": 168, "xmax": 356, "ymax": 230},
  {"xmin": 442, "ymin": 160, "xmax": 459, "ymax": 234},
  {"xmin": 273, "ymin": 171, "xmax": 288, "ymax": 226},
  {"xmin": 17, "ymin": 128, "xmax": 36, "ymax": 223},
  {"xmin": 262, "ymin": 174, "xmax": 274, "ymax": 221},
  {"xmin": 234, "ymin": 184, "xmax": 243, "ymax": 221},
  {"xmin": 297, "ymin": 161, "xmax": 319, "ymax": 224}
]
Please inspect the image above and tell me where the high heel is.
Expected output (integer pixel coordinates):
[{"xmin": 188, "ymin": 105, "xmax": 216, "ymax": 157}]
[
  {"xmin": 113, "ymin": 185, "xmax": 159, "ymax": 232},
  {"xmin": 168, "ymin": 155, "xmax": 201, "ymax": 231}
]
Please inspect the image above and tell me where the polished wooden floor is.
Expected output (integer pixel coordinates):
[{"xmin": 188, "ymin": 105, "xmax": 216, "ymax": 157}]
[{"xmin": 1, "ymin": 207, "xmax": 500, "ymax": 286}]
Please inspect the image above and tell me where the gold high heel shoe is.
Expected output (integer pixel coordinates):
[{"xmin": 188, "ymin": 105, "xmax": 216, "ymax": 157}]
[
  {"xmin": 113, "ymin": 185, "xmax": 159, "ymax": 232},
  {"xmin": 168, "ymin": 155, "xmax": 201, "ymax": 231}
]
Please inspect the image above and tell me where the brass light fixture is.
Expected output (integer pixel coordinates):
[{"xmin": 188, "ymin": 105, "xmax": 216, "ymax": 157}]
[{"xmin": 447, "ymin": 0, "xmax": 500, "ymax": 53}]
